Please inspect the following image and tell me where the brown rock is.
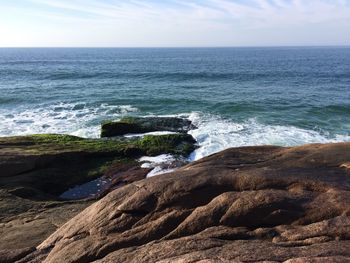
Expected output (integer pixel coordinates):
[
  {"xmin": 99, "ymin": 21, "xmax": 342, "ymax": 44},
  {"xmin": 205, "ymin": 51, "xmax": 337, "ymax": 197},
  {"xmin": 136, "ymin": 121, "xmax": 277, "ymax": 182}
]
[
  {"xmin": 15, "ymin": 142, "xmax": 350, "ymax": 262},
  {"xmin": 0, "ymin": 247, "xmax": 35, "ymax": 263},
  {"xmin": 103, "ymin": 161, "xmax": 151, "ymax": 189}
]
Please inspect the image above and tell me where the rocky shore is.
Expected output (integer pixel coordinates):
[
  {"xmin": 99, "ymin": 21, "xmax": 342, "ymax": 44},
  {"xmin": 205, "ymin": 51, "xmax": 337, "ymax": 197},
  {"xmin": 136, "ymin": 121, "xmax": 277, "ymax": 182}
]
[{"xmin": 0, "ymin": 117, "xmax": 350, "ymax": 262}]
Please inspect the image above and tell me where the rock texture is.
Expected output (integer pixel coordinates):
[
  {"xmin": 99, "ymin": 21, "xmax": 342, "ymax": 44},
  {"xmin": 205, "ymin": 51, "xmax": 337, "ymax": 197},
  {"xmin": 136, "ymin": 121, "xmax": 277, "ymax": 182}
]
[
  {"xmin": 101, "ymin": 116, "xmax": 195, "ymax": 137},
  {"xmin": 18, "ymin": 142, "xmax": 350, "ymax": 262},
  {"xmin": 0, "ymin": 133, "xmax": 196, "ymax": 197},
  {"xmin": 0, "ymin": 133, "xmax": 196, "ymax": 261}
]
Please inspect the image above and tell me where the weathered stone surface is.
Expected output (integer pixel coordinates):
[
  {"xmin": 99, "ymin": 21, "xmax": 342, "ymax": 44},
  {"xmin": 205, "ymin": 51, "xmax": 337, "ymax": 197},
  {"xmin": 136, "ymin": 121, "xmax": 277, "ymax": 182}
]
[
  {"xmin": 0, "ymin": 187, "xmax": 91, "ymax": 258},
  {"xmin": 18, "ymin": 142, "xmax": 350, "ymax": 262},
  {"xmin": 99, "ymin": 161, "xmax": 152, "ymax": 196},
  {"xmin": 0, "ymin": 247, "xmax": 35, "ymax": 263},
  {"xmin": 101, "ymin": 116, "xmax": 195, "ymax": 137},
  {"xmin": 0, "ymin": 133, "xmax": 196, "ymax": 257}
]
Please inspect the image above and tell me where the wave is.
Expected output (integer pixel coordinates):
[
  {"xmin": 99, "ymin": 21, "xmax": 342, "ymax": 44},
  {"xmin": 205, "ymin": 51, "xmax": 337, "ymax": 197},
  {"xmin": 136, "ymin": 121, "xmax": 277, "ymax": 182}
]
[
  {"xmin": 128, "ymin": 112, "xmax": 350, "ymax": 161},
  {"xmin": 0, "ymin": 102, "xmax": 138, "ymax": 138},
  {"xmin": 0, "ymin": 106, "xmax": 349, "ymax": 162},
  {"xmin": 187, "ymin": 112, "xmax": 350, "ymax": 161},
  {"xmin": 0, "ymin": 97, "xmax": 21, "ymax": 105},
  {"xmin": 308, "ymin": 104, "xmax": 350, "ymax": 115},
  {"xmin": 42, "ymin": 72, "xmax": 109, "ymax": 80},
  {"xmin": 6, "ymin": 69, "xmax": 349, "ymax": 82},
  {"xmin": 33, "ymin": 71, "xmax": 289, "ymax": 82}
]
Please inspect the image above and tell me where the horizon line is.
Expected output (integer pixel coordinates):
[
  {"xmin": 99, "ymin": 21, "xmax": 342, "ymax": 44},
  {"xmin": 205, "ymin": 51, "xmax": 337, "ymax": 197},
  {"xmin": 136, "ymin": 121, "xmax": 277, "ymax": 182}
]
[{"xmin": 1, "ymin": 45, "xmax": 350, "ymax": 49}]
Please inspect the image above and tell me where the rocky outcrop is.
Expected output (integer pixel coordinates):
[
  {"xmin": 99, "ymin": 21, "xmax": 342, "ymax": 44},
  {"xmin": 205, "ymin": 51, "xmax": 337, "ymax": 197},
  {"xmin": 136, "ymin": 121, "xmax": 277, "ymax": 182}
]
[
  {"xmin": 18, "ymin": 142, "xmax": 350, "ymax": 262},
  {"xmin": 101, "ymin": 116, "xmax": 195, "ymax": 137},
  {"xmin": 0, "ymin": 133, "xmax": 196, "ymax": 197},
  {"xmin": 0, "ymin": 133, "xmax": 196, "ymax": 259}
]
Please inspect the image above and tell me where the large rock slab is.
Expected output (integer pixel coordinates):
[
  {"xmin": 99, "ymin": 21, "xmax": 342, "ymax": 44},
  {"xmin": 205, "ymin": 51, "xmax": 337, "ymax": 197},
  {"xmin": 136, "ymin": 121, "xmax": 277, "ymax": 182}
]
[
  {"xmin": 20, "ymin": 142, "xmax": 350, "ymax": 262},
  {"xmin": 0, "ymin": 133, "xmax": 196, "ymax": 259},
  {"xmin": 101, "ymin": 116, "xmax": 195, "ymax": 137}
]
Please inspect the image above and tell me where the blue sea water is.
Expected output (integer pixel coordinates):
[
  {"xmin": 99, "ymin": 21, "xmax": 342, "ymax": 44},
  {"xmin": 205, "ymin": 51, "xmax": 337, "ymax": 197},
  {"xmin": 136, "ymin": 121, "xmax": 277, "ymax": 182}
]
[{"xmin": 0, "ymin": 47, "xmax": 349, "ymax": 160}]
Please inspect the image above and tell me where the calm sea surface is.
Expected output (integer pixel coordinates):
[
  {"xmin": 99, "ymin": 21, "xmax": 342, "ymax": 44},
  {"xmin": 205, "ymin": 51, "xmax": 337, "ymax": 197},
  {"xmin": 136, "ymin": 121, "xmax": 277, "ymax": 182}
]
[{"xmin": 0, "ymin": 47, "xmax": 349, "ymax": 159}]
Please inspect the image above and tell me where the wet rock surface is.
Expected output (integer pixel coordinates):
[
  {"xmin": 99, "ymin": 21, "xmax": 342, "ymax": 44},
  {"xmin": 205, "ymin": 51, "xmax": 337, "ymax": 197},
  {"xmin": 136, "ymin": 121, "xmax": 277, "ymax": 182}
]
[
  {"xmin": 0, "ymin": 132, "xmax": 196, "ymax": 261},
  {"xmin": 17, "ymin": 142, "xmax": 350, "ymax": 262},
  {"xmin": 0, "ymin": 133, "xmax": 196, "ymax": 197},
  {"xmin": 101, "ymin": 116, "xmax": 195, "ymax": 137}
]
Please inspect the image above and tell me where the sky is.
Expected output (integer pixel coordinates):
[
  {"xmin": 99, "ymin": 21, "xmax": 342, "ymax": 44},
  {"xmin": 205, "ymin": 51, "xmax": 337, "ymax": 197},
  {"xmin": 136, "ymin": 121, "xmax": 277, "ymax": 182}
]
[{"xmin": 0, "ymin": 0, "xmax": 350, "ymax": 47}]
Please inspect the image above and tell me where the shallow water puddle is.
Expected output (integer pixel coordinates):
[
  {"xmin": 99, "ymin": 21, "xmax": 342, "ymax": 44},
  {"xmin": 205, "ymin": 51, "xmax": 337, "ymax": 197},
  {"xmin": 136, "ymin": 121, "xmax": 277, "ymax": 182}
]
[
  {"xmin": 60, "ymin": 153, "xmax": 190, "ymax": 200},
  {"xmin": 60, "ymin": 176, "xmax": 112, "ymax": 200}
]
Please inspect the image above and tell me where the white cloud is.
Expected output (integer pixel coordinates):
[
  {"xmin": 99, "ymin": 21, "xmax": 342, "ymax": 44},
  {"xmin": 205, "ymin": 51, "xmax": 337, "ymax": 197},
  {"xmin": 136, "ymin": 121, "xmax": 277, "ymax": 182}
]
[{"xmin": 0, "ymin": 0, "xmax": 349, "ymax": 46}]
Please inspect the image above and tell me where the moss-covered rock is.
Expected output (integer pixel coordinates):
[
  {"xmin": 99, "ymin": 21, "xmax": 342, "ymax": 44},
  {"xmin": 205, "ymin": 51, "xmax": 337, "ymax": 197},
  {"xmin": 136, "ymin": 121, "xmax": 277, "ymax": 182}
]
[
  {"xmin": 0, "ymin": 134, "xmax": 84, "ymax": 145},
  {"xmin": 0, "ymin": 134, "xmax": 128, "ymax": 155},
  {"xmin": 137, "ymin": 134, "xmax": 197, "ymax": 156},
  {"xmin": 0, "ymin": 133, "xmax": 197, "ymax": 198},
  {"xmin": 101, "ymin": 116, "xmax": 195, "ymax": 137},
  {"xmin": 0, "ymin": 132, "xmax": 196, "ymax": 254}
]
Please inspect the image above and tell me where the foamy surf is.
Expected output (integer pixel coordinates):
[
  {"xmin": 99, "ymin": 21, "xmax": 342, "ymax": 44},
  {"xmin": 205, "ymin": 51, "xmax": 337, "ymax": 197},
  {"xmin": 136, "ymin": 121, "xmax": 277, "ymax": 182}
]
[
  {"xmin": 0, "ymin": 104, "xmax": 349, "ymax": 164},
  {"xmin": 188, "ymin": 112, "xmax": 350, "ymax": 161},
  {"xmin": 0, "ymin": 102, "xmax": 139, "ymax": 138},
  {"xmin": 139, "ymin": 154, "xmax": 178, "ymax": 177}
]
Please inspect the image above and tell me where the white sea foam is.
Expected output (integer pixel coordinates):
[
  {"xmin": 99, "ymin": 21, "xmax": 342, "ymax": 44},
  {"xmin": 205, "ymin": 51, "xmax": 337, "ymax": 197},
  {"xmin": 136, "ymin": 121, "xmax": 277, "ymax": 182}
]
[
  {"xmin": 146, "ymin": 167, "xmax": 175, "ymax": 177},
  {"xmin": 102, "ymin": 111, "xmax": 350, "ymax": 162},
  {"xmin": 188, "ymin": 112, "xmax": 350, "ymax": 161},
  {"xmin": 113, "ymin": 105, "xmax": 139, "ymax": 114},
  {"xmin": 124, "ymin": 131, "xmax": 177, "ymax": 138},
  {"xmin": 0, "ymin": 102, "xmax": 139, "ymax": 138},
  {"xmin": 139, "ymin": 154, "xmax": 176, "ymax": 164},
  {"xmin": 1, "ymin": 105, "xmax": 349, "ymax": 164},
  {"xmin": 139, "ymin": 154, "xmax": 178, "ymax": 177}
]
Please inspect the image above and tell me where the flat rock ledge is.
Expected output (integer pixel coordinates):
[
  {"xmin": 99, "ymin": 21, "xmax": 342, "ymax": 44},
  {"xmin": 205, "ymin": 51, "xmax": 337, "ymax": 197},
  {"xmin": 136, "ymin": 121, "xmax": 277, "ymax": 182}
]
[
  {"xmin": 101, "ymin": 116, "xmax": 195, "ymax": 137},
  {"xmin": 14, "ymin": 142, "xmax": 350, "ymax": 263}
]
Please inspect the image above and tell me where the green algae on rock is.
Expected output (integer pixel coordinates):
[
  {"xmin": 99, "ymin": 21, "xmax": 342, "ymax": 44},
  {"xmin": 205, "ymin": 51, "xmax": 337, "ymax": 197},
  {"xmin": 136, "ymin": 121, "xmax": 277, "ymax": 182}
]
[
  {"xmin": 0, "ymin": 132, "xmax": 197, "ymax": 256},
  {"xmin": 137, "ymin": 134, "xmax": 197, "ymax": 156},
  {"xmin": 0, "ymin": 133, "xmax": 197, "ymax": 196}
]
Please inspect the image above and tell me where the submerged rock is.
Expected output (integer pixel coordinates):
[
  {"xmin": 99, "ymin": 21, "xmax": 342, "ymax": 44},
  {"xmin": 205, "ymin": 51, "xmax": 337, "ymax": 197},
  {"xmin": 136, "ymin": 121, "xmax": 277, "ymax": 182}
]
[
  {"xmin": 18, "ymin": 142, "xmax": 350, "ymax": 262},
  {"xmin": 101, "ymin": 116, "xmax": 195, "ymax": 137}
]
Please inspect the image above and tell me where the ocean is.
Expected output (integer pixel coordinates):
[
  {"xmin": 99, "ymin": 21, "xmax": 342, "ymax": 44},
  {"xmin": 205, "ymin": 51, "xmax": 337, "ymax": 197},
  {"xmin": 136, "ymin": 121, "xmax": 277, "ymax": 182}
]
[{"xmin": 0, "ymin": 47, "xmax": 349, "ymax": 160}]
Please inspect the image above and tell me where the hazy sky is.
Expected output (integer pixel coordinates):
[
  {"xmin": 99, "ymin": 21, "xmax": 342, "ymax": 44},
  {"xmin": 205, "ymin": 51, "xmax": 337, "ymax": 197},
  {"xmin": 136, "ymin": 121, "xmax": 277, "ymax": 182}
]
[{"xmin": 0, "ymin": 0, "xmax": 350, "ymax": 47}]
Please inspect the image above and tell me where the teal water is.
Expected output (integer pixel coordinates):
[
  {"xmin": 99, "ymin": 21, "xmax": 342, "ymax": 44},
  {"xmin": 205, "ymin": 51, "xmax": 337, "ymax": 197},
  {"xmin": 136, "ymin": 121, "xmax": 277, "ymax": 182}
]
[{"xmin": 0, "ymin": 47, "xmax": 349, "ymax": 159}]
